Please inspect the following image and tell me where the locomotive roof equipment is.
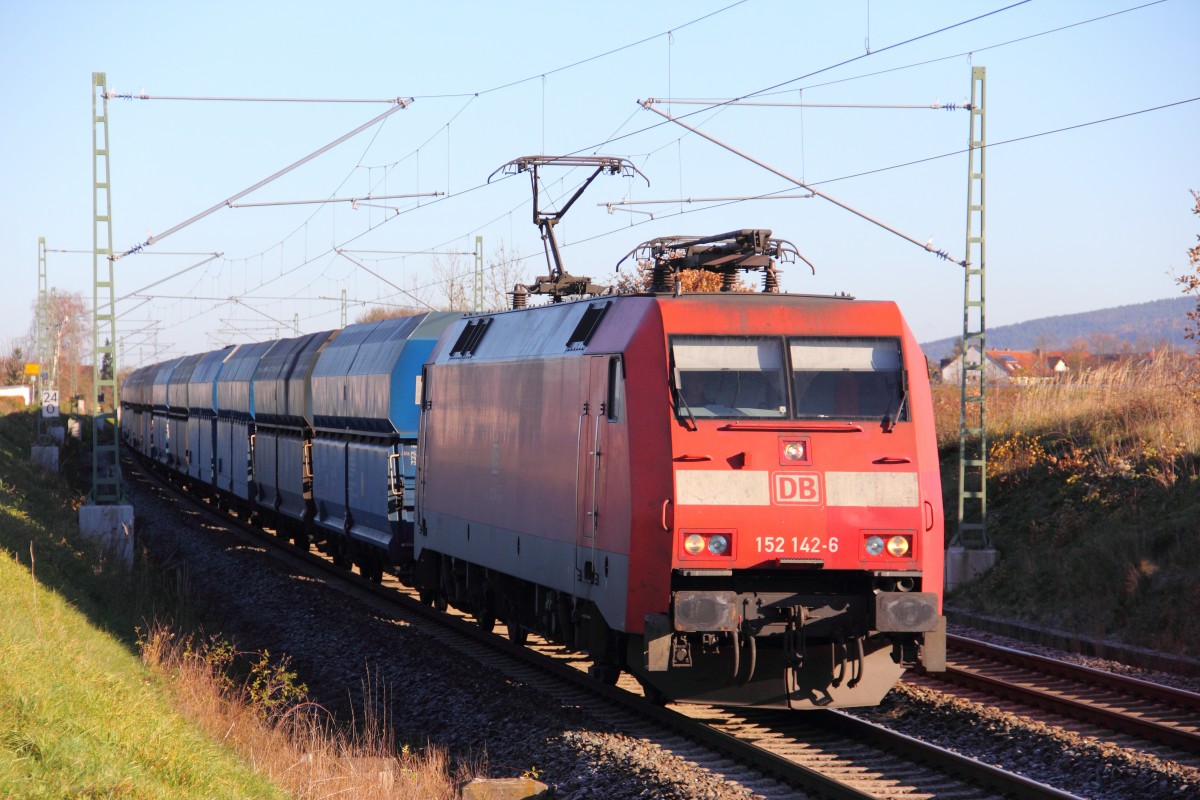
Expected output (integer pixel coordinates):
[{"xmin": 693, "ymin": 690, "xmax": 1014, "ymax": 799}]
[
  {"xmin": 617, "ymin": 229, "xmax": 812, "ymax": 294},
  {"xmin": 490, "ymin": 155, "xmax": 648, "ymax": 303}
]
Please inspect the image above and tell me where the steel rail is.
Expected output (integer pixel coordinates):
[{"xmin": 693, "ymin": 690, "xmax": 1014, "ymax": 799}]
[
  {"xmin": 926, "ymin": 634, "xmax": 1200, "ymax": 754},
  {"xmin": 126, "ymin": 453, "xmax": 1085, "ymax": 799},
  {"xmin": 949, "ymin": 634, "xmax": 1200, "ymax": 709}
]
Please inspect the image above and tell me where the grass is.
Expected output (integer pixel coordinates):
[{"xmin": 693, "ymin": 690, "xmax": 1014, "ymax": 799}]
[
  {"xmin": 936, "ymin": 356, "xmax": 1200, "ymax": 656},
  {"xmin": 0, "ymin": 551, "xmax": 284, "ymax": 797},
  {"xmin": 0, "ymin": 412, "xmax": 282, "ymax": 797},
  {"xmin": 138, "ymin": 628, "xmax": 464, "ymax": 799},
  {"xmin": 0, "ymin": 409, "xmax": 463, "ymax": 797}
]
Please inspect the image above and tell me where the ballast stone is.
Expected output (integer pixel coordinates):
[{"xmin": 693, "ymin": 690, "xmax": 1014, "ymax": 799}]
[{"xmin": 460, "ymin": 776, "xmax": 551, "ymax": 800}]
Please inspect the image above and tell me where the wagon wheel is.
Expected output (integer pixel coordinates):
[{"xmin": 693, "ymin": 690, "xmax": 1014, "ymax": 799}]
[
  {"xmin": 475, "ymin": 593, "xmax": 496, "ymax": 634},
  {"xmin": 292, "ymin": 528, "xmax": 311, "ymax": 552},
  {"xmin": 332, "ymin": 539, "xmax": 352, "ymax": 569},
  {"xmin": 507, "ymin": 623, "xmax": 528, "ymax": 646}
]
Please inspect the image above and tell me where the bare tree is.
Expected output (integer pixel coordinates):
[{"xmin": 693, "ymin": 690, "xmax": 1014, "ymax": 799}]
[
  {"xmin": 485, "ymin": 241, "xmax": 529, "ymax": 311},
  {"xmin": 0, "ymin": 340, "xmax": 27, "ymax": 385},
  {"xmin": 27, "ymin": 291, "xmax": 90, "ymax": 399},
  {"xmin": 354, "ymin": 305, "xmax": 424, "ymax": 324},
  {"xmin": 433, "ymin": 253, "xmax": 470, "ymax": 312}
]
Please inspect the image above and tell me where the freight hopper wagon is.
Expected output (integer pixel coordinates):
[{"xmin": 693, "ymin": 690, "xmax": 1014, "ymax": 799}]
[
  {"xmin": 249, "ymin": 330, "xmax": 338, "ymax": 546},
  {"xmin": 119, "ymin": 365, "xmax": 154, "ymax": 456},
  {"xmin": 166, "ymin": 353, "xmax": 206, "ymax": 474},
  {"xmin": 148, "ymin": 358, "xmax": 179, "ymax": 468},
  {"xmin": 307, "ymin": 312, "xmax": 462, "ymax": 581},
  {"xmin": 214, "ymin": 342, "xmax": 275, "ymax": 506},
  {"xmin": 185, "ymin": 347, "xmax": 234, "ymax": 491},
  {"xmin": 417, "ymin": 274, "xmax": 945, "ymax": 709}
]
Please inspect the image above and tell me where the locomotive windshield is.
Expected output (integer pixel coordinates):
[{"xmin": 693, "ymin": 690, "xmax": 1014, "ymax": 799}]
[
  {"xmin": 671, "ymin": 335, "xmax": 906, "ymax": 422},
  {"xmin": 672, "ymin": 337, "xmax": 788, "ymax": 418},
  {"xmin": 789, "ymin": 337, "xmax": 906, "ymax": 422}
]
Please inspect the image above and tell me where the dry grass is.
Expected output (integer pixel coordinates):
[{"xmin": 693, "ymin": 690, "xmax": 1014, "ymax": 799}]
[
  {"xmin": 138, "ymin": 626, "xmax": 467, "ymax": 799},
  {"xmin": 934, "ymin": 355, "xmax": 1200, "ymax": 655},
  {"xmin": 936, "ymin": 355, "xmax": 1200, "ymax": 480}
]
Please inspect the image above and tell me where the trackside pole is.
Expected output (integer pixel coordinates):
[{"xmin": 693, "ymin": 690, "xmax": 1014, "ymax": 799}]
[
  {"xmin": 947, "ymin": 66, "xmax": 997, "ymax": 591},
  {"xmin": 80, "ymin": 71, "xmax": 133, "ymax": 569}
]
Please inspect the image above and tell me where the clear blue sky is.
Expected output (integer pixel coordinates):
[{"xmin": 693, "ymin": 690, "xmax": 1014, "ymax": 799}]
[{"xmin": 2, "ymin": 0, "xmax": 1197, "ymax": 366}]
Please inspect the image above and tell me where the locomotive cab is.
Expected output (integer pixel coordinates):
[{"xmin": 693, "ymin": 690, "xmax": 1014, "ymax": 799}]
[
  {"xmin": 416, "ymin": 229, "xmax": 944, "ymax": 711},
  {"xmin": 629, "ymin": 312, "xmax": 946, "ymax": 709}
]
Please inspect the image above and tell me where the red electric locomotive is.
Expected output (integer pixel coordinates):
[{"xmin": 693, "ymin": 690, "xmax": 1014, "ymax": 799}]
[{"xmin": 415, "ymin": 230, "xmax": 945, "ymax": 709}]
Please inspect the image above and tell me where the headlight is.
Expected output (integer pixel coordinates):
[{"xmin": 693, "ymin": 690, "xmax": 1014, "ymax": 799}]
[
  {"xmin": 865, "ymin": 535, "xmax": 885, "ymax": 556},
  {"xmin": 778, "ymin": 437, "xmax": 811, "ymax": 465},
  {"xmin": 681, "ymin": 530, "xmax": 734, "ymax": 558},
  {"xmin": 886, "ymin": 535, "xmax": 910, "ymax": 557}
]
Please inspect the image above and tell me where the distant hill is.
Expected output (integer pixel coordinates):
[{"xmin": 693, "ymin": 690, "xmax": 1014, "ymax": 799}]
[{"xmin": 921, "ymin": 296, "xmax": 1194, "ymax": 360}]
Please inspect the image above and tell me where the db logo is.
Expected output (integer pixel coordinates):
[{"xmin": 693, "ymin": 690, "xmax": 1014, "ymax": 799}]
[{"xmin": 773, "ymin": 472, "xmax": 822, "ymax": 505}]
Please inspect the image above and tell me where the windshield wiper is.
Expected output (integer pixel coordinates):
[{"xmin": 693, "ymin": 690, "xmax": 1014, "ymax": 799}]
[
  {"xmin": 884, "ymin": 385, "xmax": 908, "ymax": 433},
  {"xmin": 674, "ymin": 387, "xmax": 698, "ymax": 431}
]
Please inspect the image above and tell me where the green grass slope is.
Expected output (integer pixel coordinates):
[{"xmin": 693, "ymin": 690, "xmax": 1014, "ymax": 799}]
[{"xmin": 0, "ymin": 410, "xmax": 283, "ymax": 798}]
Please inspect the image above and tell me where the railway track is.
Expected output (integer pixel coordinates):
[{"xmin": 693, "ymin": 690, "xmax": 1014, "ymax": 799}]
[
  {"xmin": 129, "ymin": 456, "xmax": 1085, "ymax": 799},
  {"xmin": 911, "ymin": 634, "xmax": 1200, "ymax": 763}
]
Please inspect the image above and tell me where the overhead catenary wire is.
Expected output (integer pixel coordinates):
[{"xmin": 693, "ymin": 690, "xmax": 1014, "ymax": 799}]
[
  {"xmin": 407, "ymin": 1, "xmax": 749, "ymax": 100},
  {"xmin": 639, "ymin": 99, "xmax": 964, "ymax": 265},
  {"xmin": 219, "ymin": 0, "xmax": 748, "ymax": 275},
  {"xmin": 339, "ymin": 249, "xmax": 474, "ymax": 255},
  {"xmin": 755, "ymin": 0, "xmax": 1170, "ymax": 99},
  {"xmin": 214, "ymin": 91, "xmax": 1200, "ymax": 331},
  {"xmin": 45, "ymin": 249, "xmax": 217, "ymax": 256},
  {"xmin": 650, "ymin": 99, "xmax": 972, "ymax": 110},
  {"xmin": 571, "ymin": 0, "xmax": 1165, "ymax": 173},
  {"xmin": 335, "ymin": 249, "xmax": 437, "ymax": 311},
  {"xmin": 115, "ymin": 100, "xmax": 413, "ymax": 259},
  {"xmin": 227, "ymin": 297, "xmax": 294, "ymax": 330},
  {"xmin": 227, "ymin": 192, "xmax": 443, "ymax": 209},
  {"xmin": 114, "ymin": 0, "xmax": 1178, "ymax": 346},
  {"xmin": 117, "ymin": 89, "xmax": 1200, "ymax": 338},
  {"xmin": 299, "ymin": 0, "xmax": 1018, "ymax": 296},
  {"xmin": 106, "ymin": 92, "xmax": 410, "ymax": 104},
  {"xmin": 564, "ymin": 0, "xmax": 1034, "ymax": 158},
  {"xmin": 108, "ymin": 0, "xmax": 1024, "ymax": 323},
  {"xmin": 113, "ymin": 253, "xmax": 223, "ymax": 307},
  {"xmin": 358, "ymin": 0, "xmax": 1155, "ymax": 282},
  {"xmin": 602, "ymin": 194, "xmax": 814, "ymax": 208}
]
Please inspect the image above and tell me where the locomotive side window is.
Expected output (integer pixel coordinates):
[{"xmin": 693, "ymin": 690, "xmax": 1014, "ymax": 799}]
[
  {"xmin": 671, "ymin": 337, "xmax": 788, "ymax": 419},
  {"xmin": 789, "ymin": 337, "xmax": 906, "ymax": 422},
  {"xmin": 607, "ymin": 356, "xmax": 625, "ymax": 422}
]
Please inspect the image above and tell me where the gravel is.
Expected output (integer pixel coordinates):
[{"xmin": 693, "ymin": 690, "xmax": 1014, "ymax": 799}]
[
  {"xmin": 130, "ymin": 474, "xmax": 762, "ymax": 799},
  {"xmin": 128, "ymin": 470, "xmax": 1200, "ymax": 799},
  {"xmin": 846, "ymin": 624, "xmax": 1200, "ymax": 799}
]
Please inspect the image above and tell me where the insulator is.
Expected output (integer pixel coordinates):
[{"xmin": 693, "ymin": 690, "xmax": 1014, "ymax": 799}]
[
  {"xmin": 651, "ymin": 262, "xmax": 674, "ymax": 293},
  {"xmin": 720, "ymin": 270, "xmax": 738, "ymax": 292},
  {"xmin": 510, "ymin": 284, "xmax": 527, "ymax": 309},
  {"xmin": 762, "ymin": 267, "xmax": 780, "ymax": 293}
]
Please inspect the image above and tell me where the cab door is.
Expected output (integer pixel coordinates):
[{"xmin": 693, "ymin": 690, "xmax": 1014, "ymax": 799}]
[{"xmin": 575, "ymin": 356, "xmax": 611, "ymax": 588}]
